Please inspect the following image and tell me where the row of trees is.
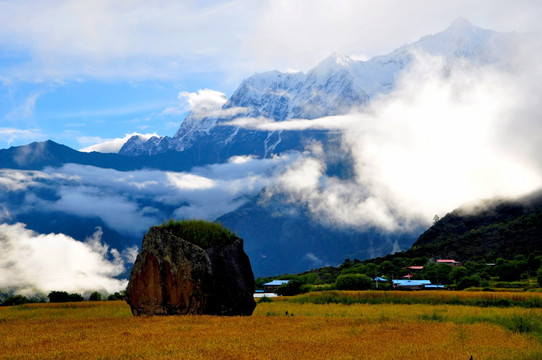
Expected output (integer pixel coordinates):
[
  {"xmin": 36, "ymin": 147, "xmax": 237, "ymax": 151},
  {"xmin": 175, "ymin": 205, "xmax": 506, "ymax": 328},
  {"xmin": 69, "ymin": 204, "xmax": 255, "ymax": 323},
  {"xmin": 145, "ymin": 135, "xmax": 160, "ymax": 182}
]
[{"xmin": 0, "ymin": 290, "xmax": 126, "ymax": 306}]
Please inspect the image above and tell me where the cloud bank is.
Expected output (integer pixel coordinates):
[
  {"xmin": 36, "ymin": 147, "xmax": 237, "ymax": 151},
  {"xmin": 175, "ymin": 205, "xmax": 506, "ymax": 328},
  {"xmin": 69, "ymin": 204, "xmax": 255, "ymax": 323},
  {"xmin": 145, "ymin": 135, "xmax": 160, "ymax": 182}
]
[
  {"xmin": 0, "ymin": 153, "xmax": 296, "ymax": 237},
  {"xmin": 0, "ymin": 1, "xmax": 540, "ymax": 81},
  {"xmin": 237, "ymin": 50, "xmax": 542, "ymax": 231},
  {"xmin": 0, "ymin": 224, "xmax": 131, "ymax": 295}
]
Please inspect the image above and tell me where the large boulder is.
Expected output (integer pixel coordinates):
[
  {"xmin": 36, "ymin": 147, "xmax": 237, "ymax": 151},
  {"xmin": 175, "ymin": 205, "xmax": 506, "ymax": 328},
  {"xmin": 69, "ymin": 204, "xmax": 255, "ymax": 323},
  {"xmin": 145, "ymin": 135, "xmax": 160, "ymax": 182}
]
[{"xmin": 126, "ymin": 221, "xmax": 256, "ymax": 316}]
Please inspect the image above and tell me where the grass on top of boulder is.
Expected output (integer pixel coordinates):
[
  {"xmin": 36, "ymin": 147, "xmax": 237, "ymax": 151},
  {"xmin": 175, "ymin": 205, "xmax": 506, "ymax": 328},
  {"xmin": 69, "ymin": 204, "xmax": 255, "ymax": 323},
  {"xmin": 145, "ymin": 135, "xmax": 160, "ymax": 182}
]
[{"xmin": 158, "ymin": 219, "xmax": 238, "ymax": 249}]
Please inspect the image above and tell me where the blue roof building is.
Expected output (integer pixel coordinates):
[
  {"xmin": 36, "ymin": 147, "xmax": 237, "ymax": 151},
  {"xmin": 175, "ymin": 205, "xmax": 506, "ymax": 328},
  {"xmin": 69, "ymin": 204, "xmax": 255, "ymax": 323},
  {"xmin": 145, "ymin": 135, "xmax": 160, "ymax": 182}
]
[
  {"xmin": 263, "ymin": 280, "xmax": 290, "ymax": 286},
  {"xmin": 424, "ymin": 284, "xmax": 445, "ymax": 290},
  {"xmin": 392, "ymin": 280, "xmax": 431, "ymax": 285},
  {"xmin": 392, "ymin": 279, "xmax": 431, "ymax": 290},
  {"xmin": 262, "ymin": 280, "xmax": 290, "ymax": 294}
]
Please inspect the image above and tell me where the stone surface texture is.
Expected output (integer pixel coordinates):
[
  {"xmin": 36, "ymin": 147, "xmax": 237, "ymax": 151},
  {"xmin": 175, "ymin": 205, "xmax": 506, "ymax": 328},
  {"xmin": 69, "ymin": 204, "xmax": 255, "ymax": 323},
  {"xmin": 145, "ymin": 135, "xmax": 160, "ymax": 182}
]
[{"xmin": 126, "ymin": 226, "xmax": 256, "ymax": 316}]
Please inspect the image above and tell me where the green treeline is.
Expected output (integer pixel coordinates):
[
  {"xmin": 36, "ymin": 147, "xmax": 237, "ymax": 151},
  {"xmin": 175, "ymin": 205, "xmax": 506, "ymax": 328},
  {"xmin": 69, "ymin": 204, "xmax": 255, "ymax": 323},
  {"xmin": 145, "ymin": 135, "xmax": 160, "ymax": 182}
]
[{"xmin": 0, "ymin": 290, "xmax": 126, "ymax": 306}]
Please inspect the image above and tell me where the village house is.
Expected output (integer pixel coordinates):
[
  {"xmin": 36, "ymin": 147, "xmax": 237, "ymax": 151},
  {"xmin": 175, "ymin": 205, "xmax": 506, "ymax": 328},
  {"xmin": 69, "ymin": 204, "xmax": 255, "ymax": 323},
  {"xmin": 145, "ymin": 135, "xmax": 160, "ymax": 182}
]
[
  {"xmin": 402, "ymin": 265, "xmax": 424, "ymax": 271},
  {"xmin": 262, "ymin": 280, "xmax": 289, "ymax": 293},
  {"xmin": 436, "ymin": 259, "xmax": 460, "ymax": 266},
  {"xmin": 392, "ymin": 279, "xmax": 432, "ymax": 290}
]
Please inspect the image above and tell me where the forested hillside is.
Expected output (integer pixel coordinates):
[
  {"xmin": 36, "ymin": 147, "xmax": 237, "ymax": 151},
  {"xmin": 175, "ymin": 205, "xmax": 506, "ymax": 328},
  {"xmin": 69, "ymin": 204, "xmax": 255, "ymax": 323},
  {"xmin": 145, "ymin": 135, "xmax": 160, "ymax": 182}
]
[
  {"xmin": 411, "ymin": 193, "xmax": 542, "ymax": 261},
  {"xmin": 260, "ymin": 193, "xmax": 542, "ymax": 291}
]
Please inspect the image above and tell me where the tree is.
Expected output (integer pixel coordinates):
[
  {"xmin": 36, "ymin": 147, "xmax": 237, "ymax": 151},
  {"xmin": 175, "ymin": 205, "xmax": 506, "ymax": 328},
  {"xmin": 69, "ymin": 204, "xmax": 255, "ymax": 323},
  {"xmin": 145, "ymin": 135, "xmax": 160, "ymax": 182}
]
[
  {"xmin": 68, "ymin": 293, "xmax": 84, "ymax": 302},
  {"xmin": 48, "ymin": 291, "xmax": 70, "ymax": 303},
  {"xmin": 362, "ymin": 263, "xmax": 378, "ymax": 278},
  {"xmin": 107, "ymin": 291, "xmax": 126, "ymax": 301},
  {"xmin": 275, "ymin": 280, "xmax": 303, "ymax": 296},
  {"xmin": 48, "ymin": 291, "xmax": 84, "ymax": 303},
  {"xmin": 495, "ymin": 259, "xmax": 523, "ymax": 281},
  {"xmin": 334, "ymin": 274, "xmax": 372, "ymax": 290},
  {"xmin": 537, "ymin": 267, "xmax": 542, "ymax": 287},
  {"xmin": 450, "ymin": 266, "xmax": 468, "ymax": 284},
  {"xmin": 379, "ymin": 261, "xmax": 395, "ymax": 276},
  {"xmin": 89, "ymin": 292, "xmax": 102, "ymax": 301},
  {"xmin": 456, "ymin": 275, "xmax": 481, "ymax": 290}
]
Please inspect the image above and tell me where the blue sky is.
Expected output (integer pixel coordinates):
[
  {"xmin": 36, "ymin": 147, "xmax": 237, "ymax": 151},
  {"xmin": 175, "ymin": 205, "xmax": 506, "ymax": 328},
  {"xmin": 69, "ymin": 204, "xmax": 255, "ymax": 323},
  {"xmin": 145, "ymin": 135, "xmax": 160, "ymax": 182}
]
[{"xmin": 0, "ymin": 0, "xmax": 540, "ymax": 151}]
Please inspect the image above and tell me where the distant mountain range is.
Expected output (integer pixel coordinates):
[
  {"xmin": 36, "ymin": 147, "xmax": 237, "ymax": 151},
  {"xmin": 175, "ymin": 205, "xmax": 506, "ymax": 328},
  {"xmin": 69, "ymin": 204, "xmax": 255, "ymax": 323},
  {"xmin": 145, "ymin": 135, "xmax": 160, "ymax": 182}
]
[{"xmin": 0, "ymin": 19, "xmax": 526, "ymax": 277}]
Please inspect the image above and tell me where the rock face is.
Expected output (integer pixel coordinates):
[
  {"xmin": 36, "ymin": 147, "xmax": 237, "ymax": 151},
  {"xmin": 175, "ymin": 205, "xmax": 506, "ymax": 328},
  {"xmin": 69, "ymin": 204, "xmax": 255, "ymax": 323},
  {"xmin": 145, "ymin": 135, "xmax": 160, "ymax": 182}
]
[{"xmin": 126, "ymin": 225, "xmax": 256, "ymax": 316}]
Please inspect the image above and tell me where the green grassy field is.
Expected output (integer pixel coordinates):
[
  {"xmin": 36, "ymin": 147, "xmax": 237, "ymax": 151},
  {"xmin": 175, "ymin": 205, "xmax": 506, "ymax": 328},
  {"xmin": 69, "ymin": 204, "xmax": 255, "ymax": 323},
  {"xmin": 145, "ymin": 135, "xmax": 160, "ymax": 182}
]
[{"xmin": 1, "ymin": 291, "xmax": 542, "ymax": 359}]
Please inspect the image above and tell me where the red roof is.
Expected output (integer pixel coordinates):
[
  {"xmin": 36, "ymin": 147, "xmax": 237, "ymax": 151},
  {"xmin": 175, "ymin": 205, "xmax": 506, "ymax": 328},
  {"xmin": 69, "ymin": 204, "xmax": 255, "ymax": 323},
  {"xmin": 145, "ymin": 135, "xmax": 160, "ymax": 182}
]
[
  {"xmin": 437, "ymin": 259, "xmax": 457, "ymax": 263},
  {"xmin": 403, "ymin": 274, "xmax": 413, "ymax": 278}
]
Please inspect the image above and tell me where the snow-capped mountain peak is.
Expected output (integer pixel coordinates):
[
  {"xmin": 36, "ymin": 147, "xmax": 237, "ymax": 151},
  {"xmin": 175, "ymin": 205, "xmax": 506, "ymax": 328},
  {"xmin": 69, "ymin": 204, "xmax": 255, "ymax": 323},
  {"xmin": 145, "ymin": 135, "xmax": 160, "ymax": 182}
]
[
  {"xmin": 445, "ymin": 17, "xmax": 477, "ymax": 34},
  {"xmin": 407, "ymin": 17, "xmax": 517, "ymax": 63},
  {"xmin": 314, "ymin": 52, "xmax": 354, "ymax": 72},
  {"xmin": 119, "ymin": 19, "xmax": 517, "ymax": 158}
]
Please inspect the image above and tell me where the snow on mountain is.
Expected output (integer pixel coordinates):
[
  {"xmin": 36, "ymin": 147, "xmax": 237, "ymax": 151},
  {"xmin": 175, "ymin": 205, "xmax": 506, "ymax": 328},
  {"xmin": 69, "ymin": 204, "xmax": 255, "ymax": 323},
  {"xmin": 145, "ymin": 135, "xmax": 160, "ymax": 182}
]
[
  {"xmin": 119, "ymin": 134, "xmax": 162, "ymax": 156},
  {"xmin": 119, "ymin": 18, "xmax": 516, "ymax": 158}
]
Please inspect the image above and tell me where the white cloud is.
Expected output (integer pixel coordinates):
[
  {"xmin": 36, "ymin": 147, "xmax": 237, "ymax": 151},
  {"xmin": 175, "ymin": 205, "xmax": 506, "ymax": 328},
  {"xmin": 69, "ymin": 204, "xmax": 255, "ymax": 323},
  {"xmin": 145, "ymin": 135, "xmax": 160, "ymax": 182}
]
[
  {"xmin": 241, "ymin": 0, "xmax": 542, "ymax": 73},
  {"xmin": 1, "ymin": 1, "xmax": 540, "ymax": 82},
  {"xmin": 0, "ymin": 223, "xmax": 130, "ymax": 295},
  {"xmin": 0, "ymin": 0, "xmax": 257, "ymax": 81},
  {"xmin": 4, "ymin": 92, "xmax": 42, "ymax": 120},
  {"xmin": 79, "ymin": 132, "xmax": 159, "ymax": 153},
  {"xmin": 224, "ymin": 115, "xmax": 353, "ymax": 131},
  {"xmin": 49, "ymin": 185, "xmax": 158, "ymax": 237},
  {"xmin": 0, "ymin": 128, "xmax": 44, "ymax": 146},
  {"xmin": 0, "ymin": 169, "xmax": 79, "ymax": 192},
  {"xmin": 165, "ymin": 89, "xmax": 227, "ymax": 115},
  {"xmin": 167, "ymin": 173, "xmax": 216, "ymax": 191},
  {"xmin": 163, "ymin": 89, "xmax": 249, "ymax": 120}
]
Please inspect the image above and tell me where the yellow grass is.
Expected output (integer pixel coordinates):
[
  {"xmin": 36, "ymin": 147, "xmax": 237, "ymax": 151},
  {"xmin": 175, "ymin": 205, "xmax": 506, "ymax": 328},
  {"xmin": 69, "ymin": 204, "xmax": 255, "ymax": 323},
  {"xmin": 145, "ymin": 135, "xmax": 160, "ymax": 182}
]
[
  {"xmin": 1, "ymin": 299, "xmax": 541, "ymax": 359},
  {"xmin": 294, "ymin": 290, "xmax": 542, "ymax": 303}
]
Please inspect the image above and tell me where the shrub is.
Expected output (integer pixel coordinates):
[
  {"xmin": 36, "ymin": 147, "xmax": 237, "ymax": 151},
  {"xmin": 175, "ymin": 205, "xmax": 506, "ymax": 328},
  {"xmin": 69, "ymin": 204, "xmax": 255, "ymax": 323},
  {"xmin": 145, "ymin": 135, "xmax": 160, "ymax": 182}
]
[
  {"xmin": 334, "ymin": 274, "xmax": 372, "ymax": 290},
  {"xmin": 258, "ymin": 296, "xmax": 273, "ymax": 303},
  {"xmin": 299, "ymin": 284, "xmax": 316, "ymax": 293},
  {"xmin": 107, "ymin": 291, "xmax": 126, "ymax": 301},
  {"xmin": 1, "ymin": 295, "xmax": 30, "ymax": 306},
  {"xmin": 159, "ymin": 219, "xmax": 237, "ymax": 249},
  {"xmin": 493, "ymin": 281, "xmax": 527, "ymax": 289}
]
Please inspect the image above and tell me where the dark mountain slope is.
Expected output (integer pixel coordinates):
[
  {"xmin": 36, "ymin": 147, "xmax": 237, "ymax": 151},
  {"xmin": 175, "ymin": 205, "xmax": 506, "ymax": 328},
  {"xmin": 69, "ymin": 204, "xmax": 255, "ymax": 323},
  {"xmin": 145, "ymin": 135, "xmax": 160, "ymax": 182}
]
[
  {"xmin": 217, "ymin": 195, "xmax": 420, "ymax": 275},
  {"xmin": 408, "ymin": 193, "xmax": 542, "ymax": 261},
  {"xmin": 0, "ymin": 140, "xmax": 197, "ymax": 171}
]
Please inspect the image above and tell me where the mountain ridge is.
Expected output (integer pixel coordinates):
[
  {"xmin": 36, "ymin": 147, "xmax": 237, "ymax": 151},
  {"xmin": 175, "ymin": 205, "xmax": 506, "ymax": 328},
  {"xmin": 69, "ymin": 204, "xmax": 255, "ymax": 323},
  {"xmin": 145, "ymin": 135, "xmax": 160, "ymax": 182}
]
[{"xmin": 118, "ymin": 18, "xmax": 517, "ymax": 160}]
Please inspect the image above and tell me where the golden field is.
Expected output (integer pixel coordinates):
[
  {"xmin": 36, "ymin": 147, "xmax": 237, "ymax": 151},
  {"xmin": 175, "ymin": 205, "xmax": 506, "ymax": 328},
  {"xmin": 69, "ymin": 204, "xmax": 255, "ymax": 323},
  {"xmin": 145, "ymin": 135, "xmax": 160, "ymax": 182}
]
[{"xmin": 1, "ymin": 292, "xmax": 542, "ymax": 359}]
